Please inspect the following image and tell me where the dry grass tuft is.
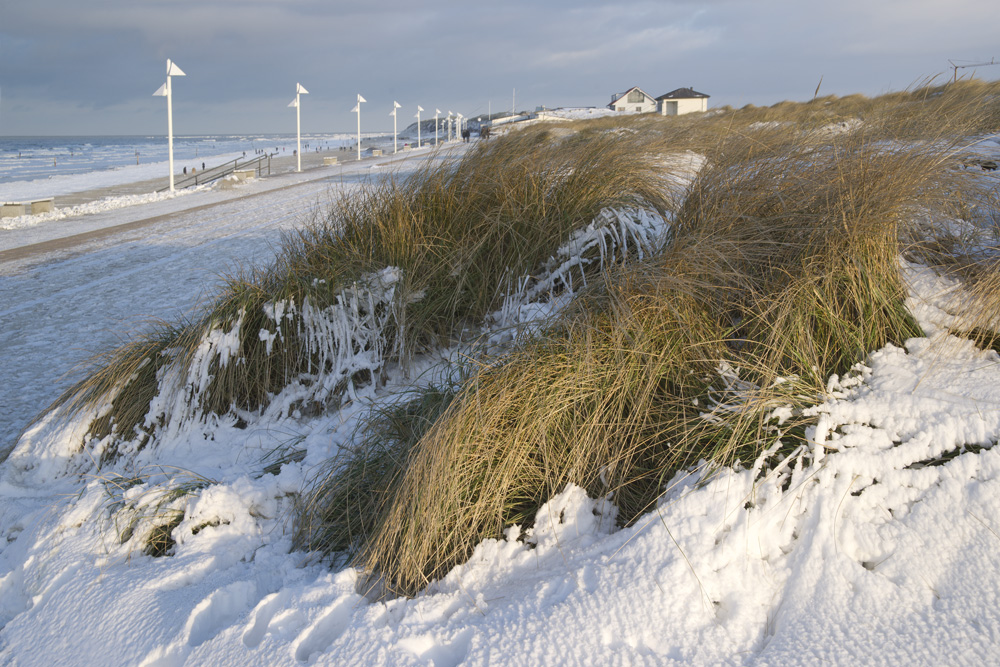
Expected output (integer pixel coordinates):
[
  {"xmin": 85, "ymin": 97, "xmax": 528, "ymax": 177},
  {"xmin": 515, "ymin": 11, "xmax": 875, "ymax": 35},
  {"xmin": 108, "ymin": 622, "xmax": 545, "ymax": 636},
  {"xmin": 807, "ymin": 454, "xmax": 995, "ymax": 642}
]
[
  {"xmin": 48, "ymin": 125, "xmax": 675, "ymax": 461},
  {"xmin": 298, "ymin": 82, "xmax": 1000, "ymax": 595},
  {"xmin": 41, "ymin": 78, "xmax": 1000, "ymax": 596}
]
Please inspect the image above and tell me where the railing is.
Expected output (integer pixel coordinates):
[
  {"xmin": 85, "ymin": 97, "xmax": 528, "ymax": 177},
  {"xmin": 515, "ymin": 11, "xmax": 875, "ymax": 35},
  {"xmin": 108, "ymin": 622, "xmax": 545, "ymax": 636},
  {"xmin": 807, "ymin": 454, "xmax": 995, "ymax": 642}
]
[{"xmin": 158, "ymin": 152, "xmax": 275, "ymax": 192}]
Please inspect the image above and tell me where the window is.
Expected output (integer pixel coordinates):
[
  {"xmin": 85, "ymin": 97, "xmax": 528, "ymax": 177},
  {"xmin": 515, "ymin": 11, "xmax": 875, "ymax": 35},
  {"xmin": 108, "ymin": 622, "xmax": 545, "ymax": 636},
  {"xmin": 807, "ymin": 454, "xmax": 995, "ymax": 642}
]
[{"xmin": 627, "ymin": 90, "xmax": 644, "ymax": 103}]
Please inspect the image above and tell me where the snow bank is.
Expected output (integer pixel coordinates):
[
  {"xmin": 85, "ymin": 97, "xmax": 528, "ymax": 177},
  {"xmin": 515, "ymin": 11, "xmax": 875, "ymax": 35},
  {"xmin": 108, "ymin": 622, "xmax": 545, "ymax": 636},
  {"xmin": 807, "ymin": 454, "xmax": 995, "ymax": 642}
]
[
  {"xmin": 3, "ymin": 330, "xmax": 1000, "ymax": 664},
  {"xmin": 0, "ymin": 189, "xmax": 198, "ymax": 231}
]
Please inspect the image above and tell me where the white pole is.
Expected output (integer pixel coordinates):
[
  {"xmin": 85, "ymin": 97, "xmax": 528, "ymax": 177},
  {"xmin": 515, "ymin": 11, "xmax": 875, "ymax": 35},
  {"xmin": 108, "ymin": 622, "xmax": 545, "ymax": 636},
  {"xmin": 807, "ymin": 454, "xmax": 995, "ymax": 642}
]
[
  {"xmin": 289, "ymin": 84, "xmax": 308, "ymax": 172},
  {"xmin": 154, "ymin": 59, "xmax": 185, "ymax": 192},
  {"xmin": 435, "ymin": 109, "xmax": 441, "ymax": 145},
  {"xmin": 167, "ymin": 75, "xmax": 175, "ymax": 191},
  {"xmin": 447, "ymin": 111, "xmax": 453, "ymax": 141},
  {"xmin": 355, "ymin": 94, "xmax": 366, "ymax": 161},
  {"xmin": 392, "ymin": 101, "xmax": 401, "ymax": 154},
  {"xmin": 416, "ymin": 106, "xmax": 423, "ymax": 148}
]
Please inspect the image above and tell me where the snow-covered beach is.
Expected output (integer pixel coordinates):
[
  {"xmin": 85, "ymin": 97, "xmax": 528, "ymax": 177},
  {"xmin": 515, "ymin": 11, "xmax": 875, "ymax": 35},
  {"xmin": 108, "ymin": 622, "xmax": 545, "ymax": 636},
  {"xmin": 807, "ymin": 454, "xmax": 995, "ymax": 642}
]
[{"xmin": 2, "ymin": 110, "xmax": 1000, "ymax": 667}]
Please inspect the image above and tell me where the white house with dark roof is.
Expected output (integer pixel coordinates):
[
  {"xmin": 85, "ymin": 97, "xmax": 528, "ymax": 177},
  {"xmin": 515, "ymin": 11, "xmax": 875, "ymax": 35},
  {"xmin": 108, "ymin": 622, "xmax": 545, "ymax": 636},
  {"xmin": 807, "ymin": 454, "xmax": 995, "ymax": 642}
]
[
  {"xmin": 656, "ymin": 87, "xmax": 710, "ymax": 115},
  {"xmin": 608, "ymin": 87, "xmax": 657, "ymax": 113}
]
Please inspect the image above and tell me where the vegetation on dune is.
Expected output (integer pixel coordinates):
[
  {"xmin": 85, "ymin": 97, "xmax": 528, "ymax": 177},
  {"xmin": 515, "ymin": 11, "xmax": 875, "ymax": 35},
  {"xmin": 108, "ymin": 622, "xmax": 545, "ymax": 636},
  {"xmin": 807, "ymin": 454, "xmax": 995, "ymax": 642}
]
[
  {"xmin": 48, "ymin": 125, "xmax": 674, "ymax": 462},
  {"xmin": 36, "ymin": 79, "xmax": 1000, "ymax": 579},
  {"xmin": 298, "ymin": 80, "xmax": 1000, "ymax": 596}
]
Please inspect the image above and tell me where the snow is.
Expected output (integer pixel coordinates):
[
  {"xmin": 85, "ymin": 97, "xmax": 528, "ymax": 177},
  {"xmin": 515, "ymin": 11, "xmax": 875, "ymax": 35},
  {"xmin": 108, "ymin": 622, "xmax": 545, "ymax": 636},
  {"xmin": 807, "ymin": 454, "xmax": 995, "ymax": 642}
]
[
  {"xmin": 1, "ymin": 188, "xmax": 195, "ymax": 231},
  {"xmin": 537, "ymin": 107, "xmax": 619, "ymax": 121},
  {"xmin": 0, "ymin": 155, "xmax": 224, "ymax": 202},
  {"xmin": 2, "ymin": 136, "xmax": 1000, "ymax": 665}
]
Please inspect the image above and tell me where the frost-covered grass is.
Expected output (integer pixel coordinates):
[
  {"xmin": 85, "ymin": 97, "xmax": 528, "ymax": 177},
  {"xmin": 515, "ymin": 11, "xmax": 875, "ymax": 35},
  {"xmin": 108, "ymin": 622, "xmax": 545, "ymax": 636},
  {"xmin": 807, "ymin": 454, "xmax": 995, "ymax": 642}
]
[
  {"xmin": 45, "ymin": 126, "xmax": 675, "ymax": 475},
  {"xmin": 32, "ymin": 80, "xmax": 1000, "ymax": 595},
  {"xmin": 302, "ymin": 112, "xmax": 991, "ymax": 595}
]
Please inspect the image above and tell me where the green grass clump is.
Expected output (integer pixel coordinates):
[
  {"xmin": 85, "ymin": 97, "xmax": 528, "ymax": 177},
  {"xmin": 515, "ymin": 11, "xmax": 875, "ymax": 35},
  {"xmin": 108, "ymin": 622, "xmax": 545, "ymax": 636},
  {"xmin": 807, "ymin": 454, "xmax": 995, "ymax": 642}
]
[{"xmin": 101, "ymin": 468, "xmax": 215, "ymax": 558}]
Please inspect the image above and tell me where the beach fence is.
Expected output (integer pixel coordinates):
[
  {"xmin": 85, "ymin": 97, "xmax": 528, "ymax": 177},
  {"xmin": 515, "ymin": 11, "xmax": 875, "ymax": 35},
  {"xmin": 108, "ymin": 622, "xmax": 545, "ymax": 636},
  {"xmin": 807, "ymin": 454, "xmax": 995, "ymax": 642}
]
[{"xmin": 159, "ymin": 152, "xmax": 275, "ymax": 192}]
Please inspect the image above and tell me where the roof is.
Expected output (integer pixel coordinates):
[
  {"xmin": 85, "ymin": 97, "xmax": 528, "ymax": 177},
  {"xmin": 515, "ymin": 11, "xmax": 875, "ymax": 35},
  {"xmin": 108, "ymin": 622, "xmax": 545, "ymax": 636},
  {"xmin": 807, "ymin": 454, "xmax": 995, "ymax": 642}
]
[
  {"xmin": 657, "ymin": 87, "xmax": 710, "ymax": 100},
  {"xmin": 609, "ymin": 86, "xmax": 656, "ymax": 106}
]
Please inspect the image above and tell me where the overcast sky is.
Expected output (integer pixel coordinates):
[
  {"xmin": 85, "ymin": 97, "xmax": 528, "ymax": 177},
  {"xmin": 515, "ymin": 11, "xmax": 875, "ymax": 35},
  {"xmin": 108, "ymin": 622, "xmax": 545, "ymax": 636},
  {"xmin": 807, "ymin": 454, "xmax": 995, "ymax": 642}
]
[{"xmin": 1, "ymin": 0, "xmax": 997, "ymax": 136}]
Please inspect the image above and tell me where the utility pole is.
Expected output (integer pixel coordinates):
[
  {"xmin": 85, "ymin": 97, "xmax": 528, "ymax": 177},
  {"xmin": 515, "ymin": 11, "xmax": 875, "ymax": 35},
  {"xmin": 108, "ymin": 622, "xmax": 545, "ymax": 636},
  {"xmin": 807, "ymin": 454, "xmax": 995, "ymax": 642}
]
[{"xmin": 949, "ymin": 58, "xmax": 997, "ymax": 83}]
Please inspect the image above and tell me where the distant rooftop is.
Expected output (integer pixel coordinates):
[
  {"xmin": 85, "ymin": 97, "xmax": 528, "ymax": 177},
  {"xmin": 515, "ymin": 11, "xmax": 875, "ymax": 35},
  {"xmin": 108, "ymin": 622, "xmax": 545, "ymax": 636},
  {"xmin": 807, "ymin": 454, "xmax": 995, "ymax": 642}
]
[{"xmin": 657, "ymin": 87, "xmax": 710, "ymax": 100}]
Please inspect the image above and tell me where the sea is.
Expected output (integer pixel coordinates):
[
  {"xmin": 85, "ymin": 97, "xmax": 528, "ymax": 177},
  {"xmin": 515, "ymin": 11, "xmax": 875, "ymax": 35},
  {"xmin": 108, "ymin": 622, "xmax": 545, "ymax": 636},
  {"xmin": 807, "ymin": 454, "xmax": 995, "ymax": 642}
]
[{"xmin": 0, "ymin": 133, "xmax": 372, "ymax": 201}]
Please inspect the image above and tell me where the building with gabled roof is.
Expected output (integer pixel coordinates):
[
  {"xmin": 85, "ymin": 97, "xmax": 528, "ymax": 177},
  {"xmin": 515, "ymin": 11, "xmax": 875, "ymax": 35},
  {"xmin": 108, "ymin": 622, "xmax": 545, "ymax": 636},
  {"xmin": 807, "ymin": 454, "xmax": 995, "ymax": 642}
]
[
  {"xmin": 656, "ymin": 87, "xmax": 710, "ymax": 115},
  {"xmin": 608, "ymin": 87, "xmax": 658, "ymax": 113}
]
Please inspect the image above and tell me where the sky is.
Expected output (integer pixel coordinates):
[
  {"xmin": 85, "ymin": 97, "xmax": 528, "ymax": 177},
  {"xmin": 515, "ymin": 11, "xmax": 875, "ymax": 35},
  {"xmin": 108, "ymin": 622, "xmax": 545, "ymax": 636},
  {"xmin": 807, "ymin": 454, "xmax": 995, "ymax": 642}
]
[{"xmin": 1, "ymin": 0, "xmax": 998, "ymax": 136}]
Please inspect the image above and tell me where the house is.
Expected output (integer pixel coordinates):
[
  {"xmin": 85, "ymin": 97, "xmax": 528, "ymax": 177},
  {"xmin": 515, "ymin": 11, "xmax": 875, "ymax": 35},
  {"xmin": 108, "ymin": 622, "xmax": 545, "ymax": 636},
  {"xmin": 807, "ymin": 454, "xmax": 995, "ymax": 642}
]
[
  {"xmin": 656, "ymin": 87, "xmax": 710, "ymax": 115},
  {"xmin": 608, "ymin": 87, "xmax": 658, "ymax": 113}
]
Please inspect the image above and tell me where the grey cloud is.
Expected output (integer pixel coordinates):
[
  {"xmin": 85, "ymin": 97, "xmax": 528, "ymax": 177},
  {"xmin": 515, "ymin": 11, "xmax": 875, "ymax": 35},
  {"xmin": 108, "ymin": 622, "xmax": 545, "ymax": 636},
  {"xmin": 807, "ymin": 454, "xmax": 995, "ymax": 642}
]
[{"xmin": 2, "ymin": 0, "xmax": 998, "ymax": 135}]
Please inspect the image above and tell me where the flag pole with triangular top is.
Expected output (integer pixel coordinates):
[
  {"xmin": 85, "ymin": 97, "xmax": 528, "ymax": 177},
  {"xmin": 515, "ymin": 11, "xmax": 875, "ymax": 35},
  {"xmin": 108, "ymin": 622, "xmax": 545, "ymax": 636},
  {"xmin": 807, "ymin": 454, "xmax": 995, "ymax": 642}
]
[
  {"xmin": 153, "ymin": 59, "xmax": 185, "ymax": 192},
  {"xmin": 289, "ymin": 83, "xmax": 309, "ymax": 172},
  {"xmin": 353, "ymin": 94, "xmax": 366, "ymax": 161}
]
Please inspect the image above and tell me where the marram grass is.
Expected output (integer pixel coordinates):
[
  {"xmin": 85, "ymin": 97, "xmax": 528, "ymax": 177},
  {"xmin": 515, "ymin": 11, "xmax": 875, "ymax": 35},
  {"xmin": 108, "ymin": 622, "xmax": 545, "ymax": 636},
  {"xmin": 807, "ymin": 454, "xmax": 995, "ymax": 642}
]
[
  {"xmin": 47, "ymin": 126, "xmax": 674, "ymax": 457},
  {"xmin": 34, "ymin": 79, "xmax": 1000, "ymax": 594},
  {"xmin": 298, "ymin": 82, "xmax": 1000, "ymax": 596}
]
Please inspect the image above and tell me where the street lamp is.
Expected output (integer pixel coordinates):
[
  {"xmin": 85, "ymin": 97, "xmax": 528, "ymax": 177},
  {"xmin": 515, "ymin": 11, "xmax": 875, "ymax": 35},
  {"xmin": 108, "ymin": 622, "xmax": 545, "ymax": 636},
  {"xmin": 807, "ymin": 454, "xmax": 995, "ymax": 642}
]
[
  {"xmin": 457, "ymin": 113, "xmax": 464, "ymax": 140},
  {"xmin": 435, "ymin": 108, "xmax": 441, "ymax": 145},
  {"xmin": 352, "ymin": 94, "xmax": 366, "ymax": 161},
  {"xmin": 288, "ymin": 83, "xmax": 309, "ymax": 172},
  {"xmin": 415, "ymin": 106, "xmax": 424, "ymax": 148},
  {"xmin": 391, "ymin": 101, "xmax": 401, "ymax": 153},
  {"xmin": 152, "ymin": 58, "xmax": 186, "ymax": 192},
  {"xmin": 447, "ymin": 111, "xmax": 453, "ymax": 141}
]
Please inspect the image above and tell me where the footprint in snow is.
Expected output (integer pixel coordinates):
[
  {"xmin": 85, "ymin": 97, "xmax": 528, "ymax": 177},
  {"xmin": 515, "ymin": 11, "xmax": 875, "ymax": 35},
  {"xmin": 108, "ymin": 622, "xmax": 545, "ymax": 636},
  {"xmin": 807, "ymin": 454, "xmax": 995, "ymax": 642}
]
[
  {"xmin": 578, "ymin": 564, "xmax": 599, "ymax": 594},
  {"xmin": 292, "ymin": 596, "xmax": 357, "ymax": 663},
  {"xmin": 242, "ymin": 588, "xmax": 294, "ymax": 649},
  {"xmin": 396, "ymin": 628, "xmax": 474, "ymax": 667},
  {"xmin": 536, "ymin": 574, "xmax": 577, "ymax": 606},
  {"xmin": 184, "ymin": 580, "xmax": 259, "ymax": 648},
  {"xmin": 138, "ymin": 580, "xmax": 264, "ymax": 667}
]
